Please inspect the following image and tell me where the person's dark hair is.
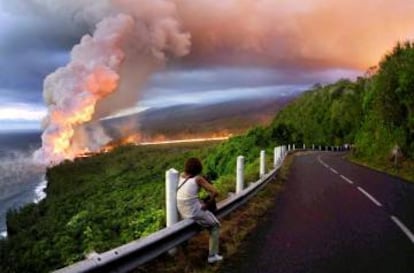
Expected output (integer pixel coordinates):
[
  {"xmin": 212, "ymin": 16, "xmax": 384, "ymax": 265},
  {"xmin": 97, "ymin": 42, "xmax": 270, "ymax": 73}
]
[{"xmin": 184, "ymin": 157, "xmax": 203, "ymax": 177}]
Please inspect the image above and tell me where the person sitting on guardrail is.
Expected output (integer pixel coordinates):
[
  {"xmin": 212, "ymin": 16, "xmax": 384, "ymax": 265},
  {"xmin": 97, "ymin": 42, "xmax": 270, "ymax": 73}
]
[{"xmin": 176, "ymin": 157, "xmax": 223, "ymax": 263}]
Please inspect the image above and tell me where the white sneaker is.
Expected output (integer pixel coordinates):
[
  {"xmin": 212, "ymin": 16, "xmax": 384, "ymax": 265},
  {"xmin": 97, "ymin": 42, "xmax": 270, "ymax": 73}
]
[{"xmin": 208, "ymin": 254, "xmax": 223, "ymax": 263}]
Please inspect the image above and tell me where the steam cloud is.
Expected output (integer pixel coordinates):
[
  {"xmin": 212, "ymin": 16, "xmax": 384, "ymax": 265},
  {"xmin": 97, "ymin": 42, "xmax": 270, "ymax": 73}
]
[
  {"xmin": 12, "ymin": 0, "xmax": 412, "ymax": 164},
  {"xmin": 33, "ymin": 0, "xmax": 190, "ymax": 165}
]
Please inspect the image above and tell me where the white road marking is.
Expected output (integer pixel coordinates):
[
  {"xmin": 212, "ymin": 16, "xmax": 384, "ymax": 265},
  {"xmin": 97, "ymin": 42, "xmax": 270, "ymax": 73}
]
[
  {"xmin": 391, "ymin": 216, "xmax": 414, "ymax": 244},
  {"xmin": 340, "ymin": 175, "xmax": 354, "ymax": 185},
  {"xmin": 330, "ymin": 168, "xmax": 338, "ymax": 174},
  {"xmin": 317, "ymin": 156, "xmax": 330, "ymax": 168},
  {"xmin": 357, "ymin": 187, "xmax": 382, "ymax": 207}
]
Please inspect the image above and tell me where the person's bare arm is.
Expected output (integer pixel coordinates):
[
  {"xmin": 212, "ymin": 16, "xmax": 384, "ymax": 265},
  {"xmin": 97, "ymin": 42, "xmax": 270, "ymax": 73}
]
[{"xmin": 196, "ymin": 176, "xmax": 219, "ymax": 198}]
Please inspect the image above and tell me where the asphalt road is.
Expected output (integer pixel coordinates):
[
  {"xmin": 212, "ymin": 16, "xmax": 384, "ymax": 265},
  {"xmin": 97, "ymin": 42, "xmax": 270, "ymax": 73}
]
[{"xmin": 220, "ymin": 152, "xmax": 414, "ymax": 273}]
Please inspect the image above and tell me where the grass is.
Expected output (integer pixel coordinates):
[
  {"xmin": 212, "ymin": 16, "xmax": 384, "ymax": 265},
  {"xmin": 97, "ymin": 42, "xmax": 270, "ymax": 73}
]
[
  {"xmin": 347, "ymin": 153, "xmax": 414, "ymax": 184},
  {"xmin": 134, "ymin": 154, "xmax": 294, "ymax": 273}
]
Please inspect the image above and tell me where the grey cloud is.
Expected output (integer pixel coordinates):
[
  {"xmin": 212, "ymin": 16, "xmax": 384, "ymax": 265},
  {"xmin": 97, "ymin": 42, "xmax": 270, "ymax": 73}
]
[
  {"xmin": 0, "ymin": 3, "xmax": 88, "ymax": 105},
  {"xmin": 0, "ymin": 12, "xmax": 87, "ymax": 54},
  {"xmin": 143, "ymin": 67, "xmax": 361, "ymax": 99},
  {"xmin": 0, "ymin": 49, "xmax": 69, "ymax": 103}
]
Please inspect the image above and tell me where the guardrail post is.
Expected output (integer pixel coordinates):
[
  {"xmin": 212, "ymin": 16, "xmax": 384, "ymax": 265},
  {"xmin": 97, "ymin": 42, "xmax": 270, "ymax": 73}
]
[
  {"xmin": 236, "ymin": 156, "xmax": 244, "ymax": 194},
  {"xmin": 293, "ymin": 144, "xmax": 296, "ymax": 150},
  {"xmin": 273, "ymin": 147, "xmax": 279, "ymax": 167},
  {"xmin": 260, "ymin": 150, "xmax": 266, "ymax": 177},
  {"xmin": 288, "ymin": 144, "xmax": 291, "ymax": 151},
  {"xmin": 303, "ymin": 144, "xmax": 306, "ymax": 150},
  {"xmin": 166, "ymin": 168, "xmax": 179, "ymax": 227},
  {"xmin": 166, "ymin": 168, "xmax": 179, "ymax": 255}
]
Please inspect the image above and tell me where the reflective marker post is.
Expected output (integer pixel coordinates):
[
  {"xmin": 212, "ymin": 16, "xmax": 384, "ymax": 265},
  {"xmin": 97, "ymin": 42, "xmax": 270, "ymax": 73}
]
[
  {"xmin": 236, "ymin": 156, "xmax": 245, "ymax": 194},
  {"xmin": 260, "ymin": 150, "xmax": 266, "ymax": 177}
]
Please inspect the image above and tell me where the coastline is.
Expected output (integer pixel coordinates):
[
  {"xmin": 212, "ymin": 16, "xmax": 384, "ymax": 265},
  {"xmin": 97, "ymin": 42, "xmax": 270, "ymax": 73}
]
[
  {"xmin": 34, "ymin": 178, "xmax": 47, "ymax": 204},
  {"xmin": 0, "ymin": 176, "xmax": 47, "ymax": 238}
]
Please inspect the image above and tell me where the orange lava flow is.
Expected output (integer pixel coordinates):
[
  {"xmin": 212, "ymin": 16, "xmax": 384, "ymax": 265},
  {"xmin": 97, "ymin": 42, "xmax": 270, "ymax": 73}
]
[
  {"xmin": 140, "ymin": 136, "xmax": 230, "ymax": 146},
  {"xmin": 78, "ymin": 133, "xmax": 232, "ymax": 158}
]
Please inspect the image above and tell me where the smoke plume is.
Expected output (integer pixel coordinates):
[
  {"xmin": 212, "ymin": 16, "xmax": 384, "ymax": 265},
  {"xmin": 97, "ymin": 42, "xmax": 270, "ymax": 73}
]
[{"xmin": 33, "ymin": 0, "xmax": 190, "ymax": 165}]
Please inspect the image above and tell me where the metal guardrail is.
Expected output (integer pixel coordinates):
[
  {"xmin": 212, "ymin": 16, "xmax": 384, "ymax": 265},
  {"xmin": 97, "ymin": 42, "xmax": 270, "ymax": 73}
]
[{"xmin": 54, "ymin": 161, "xmax": 284, "ymax": 273}]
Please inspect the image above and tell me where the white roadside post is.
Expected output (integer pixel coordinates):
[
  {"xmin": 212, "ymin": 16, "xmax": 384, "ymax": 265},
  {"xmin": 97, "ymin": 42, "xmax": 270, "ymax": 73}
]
[
  {"xmin": 312, "ymin": 144, "xmax": 315, "ymax": 150},
  {"xmin": 166, "ymin": 168, "xmax": 179, "ymax": 227},
  {"xmin": 236, "ymin": 156, "xmax": 244, "ymax": 194},
  {"xmin": 288, "ymin": 144, "xmax": 291, "ymax": 151},
  {"xmin": 293, "ymin": 144, "xmax": 296, "ymax": 150},
  {"xmin": 165, "ymin": 168, "xmax": 179, "ymax": 254},
  {"xmin": 303, "ymin": 144, "xmax": 306, "ymax": 150},
  {"xmin": 260, "ymin": 150, "xmax": 266, "ymax": 177},
  {"xmin": 274, "ymin": 147, "xmax": 279, "ymax": 167}
]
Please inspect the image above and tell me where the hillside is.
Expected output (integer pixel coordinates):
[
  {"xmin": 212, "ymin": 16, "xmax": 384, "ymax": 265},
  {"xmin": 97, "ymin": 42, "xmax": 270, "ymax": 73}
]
[{"xmin": 102, "ymin": 96, "xmax": 295, "ymax": 141}]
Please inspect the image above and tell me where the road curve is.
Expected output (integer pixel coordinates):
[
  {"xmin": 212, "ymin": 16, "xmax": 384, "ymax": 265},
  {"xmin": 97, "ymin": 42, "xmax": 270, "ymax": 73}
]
[{"xmin": 220, "ymin": 152, "xmax": 414, "ymax": 273}]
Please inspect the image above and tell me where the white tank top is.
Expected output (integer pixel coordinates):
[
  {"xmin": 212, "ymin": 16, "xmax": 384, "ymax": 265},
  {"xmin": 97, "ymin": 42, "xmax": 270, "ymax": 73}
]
[{"xmin": 177, "ymin": 176, "xmax": 199, "ymax": 200}]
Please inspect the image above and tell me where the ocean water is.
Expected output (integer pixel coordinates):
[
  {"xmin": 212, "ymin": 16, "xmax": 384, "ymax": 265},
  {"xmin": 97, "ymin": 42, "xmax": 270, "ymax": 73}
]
[{"xmin": 0, "ymin": 131, "xmax": 45, "ymax": 237}]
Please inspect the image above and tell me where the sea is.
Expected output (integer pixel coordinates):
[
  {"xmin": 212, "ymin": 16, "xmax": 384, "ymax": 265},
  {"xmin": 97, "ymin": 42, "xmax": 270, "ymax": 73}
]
[{"xmin": 0, "ymin": 130, "xmax": 46, "ymax": 238}]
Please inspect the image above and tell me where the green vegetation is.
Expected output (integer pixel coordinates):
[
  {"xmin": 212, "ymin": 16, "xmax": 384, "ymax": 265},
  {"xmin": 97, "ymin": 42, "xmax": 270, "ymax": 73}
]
[
  {"xmin": 1, "ymin": 143, "xmax": 216, "ymax": 273},
  {"xmin": 2, "ymin": 42, "xmax": 414, "ymax": 273},
  {"xmin": 268, "ymin": 79, "xmax": 365, "ymax": 146},
  {"xmin": 355, "ymin": 42, "xmax": 414, "ymax": 161},
  {"xmin": 0, "ymin": 139, "xmax": 269, "ymax": 273}
]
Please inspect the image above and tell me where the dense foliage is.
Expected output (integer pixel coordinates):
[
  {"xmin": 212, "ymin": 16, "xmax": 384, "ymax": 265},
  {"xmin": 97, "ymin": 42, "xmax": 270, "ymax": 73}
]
[
  {"xmin": 2, "ymin": 42, "xmax": 414, "ymax": 272},
  {"xmin": 268, "ymin": 79, "xmax": 365, "ymax": 146},
  {"xmin": 355, "ymin": 42, "xmax": 414, "ymax": 159},
  {"xmin": 0, "ymin": 143, "xmax": 217, "ymax": 272}
]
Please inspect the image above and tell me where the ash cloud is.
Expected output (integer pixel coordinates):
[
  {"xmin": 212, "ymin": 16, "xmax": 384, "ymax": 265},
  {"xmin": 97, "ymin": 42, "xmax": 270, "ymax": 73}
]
[{"xmin": 4, "ymin": 0, "xmax": 414, "ymax": 70}]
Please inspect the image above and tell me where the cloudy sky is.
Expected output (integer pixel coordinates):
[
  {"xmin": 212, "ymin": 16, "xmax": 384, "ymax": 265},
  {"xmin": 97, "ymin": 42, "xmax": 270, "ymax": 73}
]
[{"xmin": 1, "ymin": 0, "xmax": 413, "ymax": 132}]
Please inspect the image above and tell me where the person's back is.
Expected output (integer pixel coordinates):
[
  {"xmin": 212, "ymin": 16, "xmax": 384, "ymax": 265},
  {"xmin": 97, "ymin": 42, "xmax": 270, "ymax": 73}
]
[
  {"xmin": 177, "ymin": 176, "xmax": 199, "ymax": 201},
  {"xmin": 177, "ymin": 176, "xmax": 201, "ymax": 219}
]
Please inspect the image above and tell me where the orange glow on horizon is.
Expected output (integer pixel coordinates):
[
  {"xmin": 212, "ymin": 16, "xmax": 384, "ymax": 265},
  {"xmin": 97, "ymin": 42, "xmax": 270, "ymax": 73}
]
[{"xmin": 80, "ymin": 132, "xmax": 232, "ymax": 157}]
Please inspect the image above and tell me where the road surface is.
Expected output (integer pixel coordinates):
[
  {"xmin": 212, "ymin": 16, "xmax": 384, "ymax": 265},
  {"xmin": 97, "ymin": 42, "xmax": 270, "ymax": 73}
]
[{"xmin": 220, "ymin": 152, "xmax": 414, "ymax": 273}]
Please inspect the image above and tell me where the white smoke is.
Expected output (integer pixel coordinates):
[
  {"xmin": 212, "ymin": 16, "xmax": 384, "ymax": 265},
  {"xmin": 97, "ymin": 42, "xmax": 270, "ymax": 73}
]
[
  {"xmin": 0, "ymin": 151, "xmax": 44, "ymax": 187},
  {"xmin": 33, "ymin": 0, "xmax": 191, "ymax": 165}
]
